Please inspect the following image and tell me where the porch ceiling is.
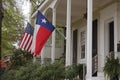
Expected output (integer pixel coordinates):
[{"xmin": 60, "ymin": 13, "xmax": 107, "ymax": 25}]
[{"xmin": 46, "ymin": 0, "xmax": 116, "ymax": 27}]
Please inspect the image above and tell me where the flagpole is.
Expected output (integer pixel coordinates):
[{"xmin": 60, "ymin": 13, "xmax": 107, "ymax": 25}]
[
  {"xmin": 41, "ymin": 47, "xmax": 45, "ymax": 64},
  {"xmin": 55, "ymin": 28, "xmax": 66, "ymax": 40},
  {"xmin": 33, "ymin": 56, "xmax": 36, "ymax": 63}
]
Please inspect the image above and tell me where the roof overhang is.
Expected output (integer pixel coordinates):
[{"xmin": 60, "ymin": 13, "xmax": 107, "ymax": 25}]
[{"xmin": 32, "ymin": 0, "xmax": 119, "ymax": 26}]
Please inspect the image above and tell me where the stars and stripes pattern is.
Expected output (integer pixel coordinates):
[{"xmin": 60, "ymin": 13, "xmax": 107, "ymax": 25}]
[{"xmin": 19, "ymin": 23, "xmax": 34, "ymax": 52}]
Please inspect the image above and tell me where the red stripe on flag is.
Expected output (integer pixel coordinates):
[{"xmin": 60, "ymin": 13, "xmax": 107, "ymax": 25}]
[
  {"xmin": 19, "ymin": 33, "xmax": 26, "ymax": 48},
  {"xmin": 19, "ymin": 33, "xmax": 25, "ymax": 46},
  {"xmin": 27, "ymin": 37, "xmax": 33, "ymax": 52},
  {"xmin": 22, "ymin": 33, "xmax": 29, "ymax": 49},
  {"xmin": 20, "ymin": 33, "xmax": 27, "ymax": 48},
  {"xmin": 35, "ymin": 26, "xmax": 52, "ymax": 56},
  {"xmin": 24, "ymin": 34, "xmax": 31, "ymax": 50}
]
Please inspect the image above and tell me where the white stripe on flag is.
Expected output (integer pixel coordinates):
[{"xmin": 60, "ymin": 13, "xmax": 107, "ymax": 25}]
[
  {"xmin": 22, "ymin": 34, "xmax": 30, "ymax": 49},
  {"xmin": 25, "ymin": 35, "xmax": 33, "ymax": 51},
  {"xmin": 24, "ymin": 34, "xmax": 31, "ymax": 50},
  {"xmin": 19, "ymin": 33, "xmax": 27, "ymax": 48},
  {"xmin": 31, "ymin": 25, "xmax": 40, "ymax": 55},
  {"xmin": 28, "ymin": 37, "xmax": 33, "ymax": 52}
]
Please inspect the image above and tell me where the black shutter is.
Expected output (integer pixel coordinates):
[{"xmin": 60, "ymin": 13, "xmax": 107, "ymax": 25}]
[
  {"xmin": 73, "ymin": 29, "xmax": 78, "ymax": 64},
  {"xmin": 109, "ymin": 21, "xmax": 114, "ymax": 52},
  {"xmin": 92, "ymin": 19, "xmax": 98, "ymax": 57}
]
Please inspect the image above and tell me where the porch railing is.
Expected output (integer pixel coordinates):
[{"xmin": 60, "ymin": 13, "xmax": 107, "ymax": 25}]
[{"xmin": 92, "ymin": 55, "xmax": 98, "ymax": 75}]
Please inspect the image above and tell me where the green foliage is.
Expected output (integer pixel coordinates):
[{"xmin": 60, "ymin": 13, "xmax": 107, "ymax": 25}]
[
  {"xmin": 66, "ymin": 65, "xmax": 77, "ymax": 80},
  {"xmin": 2, "ymin": 0, "xmax": 24, "ymax": 56},
  {"xmin": 1, "ymin": 61, "xmax": 63, "ymax": 80},
  {"xmin": 10, "ymin": 49, "xmax": 33, "ymax": 69},
  {"xmin": 76, "ymin": 64, "xmax": 83, "ymax": 79},
  {"xmin": 65, "ymin": 64, "xmax": 83, "ymax": 80},
  {"xmin": 30, "ymin": 0, "xmax": 45, "ymax": 12},
  {"xmin": 1, "ymin": 48, "xmax": 83, "ymax": 80},
  {"xmin": 1, "ymin": 49, "xmax": 33, "ymax": 78},
  {"xmin": 30, "ymin": 0, "xmax": 45, "ymax": 26},
  {"xmin": 14, "ymin": 63, "xmax": 39, "ymax": 80},
  {"xmin": 1, "ymin": 58, "xmax": 83, "ymax": 80},
  {"xmin": 103, "ymin": 57, "xmax": 120, "ymax": 79},
  {"xmin": 1, "ymin": 69, "xmax": 17, "ymax": 80}
]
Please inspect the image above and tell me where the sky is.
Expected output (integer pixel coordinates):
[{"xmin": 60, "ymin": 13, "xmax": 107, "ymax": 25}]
[
  {"xmin": 16, "ymin": 0, "xmax": 31, "ymax": 22},
  {"xmin": 22, "ymin": 0, "xmax": 31, "ymax": 22}
]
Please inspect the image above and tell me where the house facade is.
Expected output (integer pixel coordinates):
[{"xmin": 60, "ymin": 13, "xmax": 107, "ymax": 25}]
[{"xmin": 32, "ymin": 0, "xmax": 120, "ymax": 80}]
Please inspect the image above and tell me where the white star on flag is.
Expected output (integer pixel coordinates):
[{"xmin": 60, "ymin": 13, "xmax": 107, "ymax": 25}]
[{"xmin": 41, "ymin": 18, "xmax": 47, "ymax": 23}]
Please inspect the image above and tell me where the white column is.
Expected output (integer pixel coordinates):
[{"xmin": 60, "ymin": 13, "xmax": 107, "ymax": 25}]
[
  {"xmin": 98, "ymin": 17, "xmax": 105, "ymax": 79},
  {"xmin": 33, "ymin": 56, "xmax": 36, "ymax": 63},
  {"xmin": 66, "ymin": 0, "xmax": 71, "ymax": 66},
  {"xmin": 41, "ymin": 47, "xmax": 45, "ymax": 64},
  {"xmin": 51, "ymin": 8, "xmax": 56, "ymax": 63},
  {"xmin": 86, "ymin": 0, "xmax": 93, "ymax": 80},
  {"xmin": 114, "ymin": 7, "xmax": 118, "ymax": 59}
]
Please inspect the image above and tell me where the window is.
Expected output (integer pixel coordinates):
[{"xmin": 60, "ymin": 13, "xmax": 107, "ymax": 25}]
[{"xmin": 81, "ymin": 31, "xmax": 86, "ymax": 59}]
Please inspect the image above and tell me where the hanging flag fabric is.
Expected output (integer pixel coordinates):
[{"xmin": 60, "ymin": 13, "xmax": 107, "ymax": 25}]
[
  {"xmin": 31, "ymin": 11, "xmax": 55, "ymax": 57},
  {"xmin": 19, "ymin": 23, "xmax": 34, "ymax": 52}
]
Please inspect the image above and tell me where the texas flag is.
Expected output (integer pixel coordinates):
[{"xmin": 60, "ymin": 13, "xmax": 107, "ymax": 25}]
[{"xmin": 31, "ymin": 11, "xmax": 55, "ymax": 57}]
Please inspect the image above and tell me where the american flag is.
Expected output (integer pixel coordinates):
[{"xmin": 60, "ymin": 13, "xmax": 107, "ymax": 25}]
[{"xmin": 19, "ymin": 23, "xmax": 34, "ymax": 52}]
